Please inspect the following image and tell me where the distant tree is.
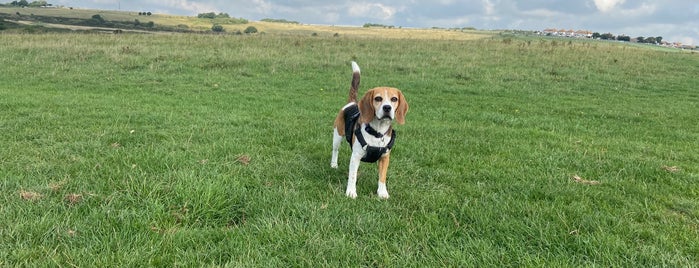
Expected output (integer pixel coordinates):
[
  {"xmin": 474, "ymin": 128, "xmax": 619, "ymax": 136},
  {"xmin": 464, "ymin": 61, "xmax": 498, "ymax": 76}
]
[
  {"xmin": 363, "ymin": 23, "xmax": 390, "ymax": 28},
  {"xmin": 211, "ymin": 24, "xmax": 224, "ymax": 32},
  {"xmin": 244, "ymin": 26, "xmax": 258, "ymax": 34},
  {"xmin": 14, "ymin": 0, "xmax": 29, "ymax": 7},
  {"xmin": 644, "ymin": 36, "xmax": 657, "ymax": 44},
  {"xmin": 28, "ymin": 1, "xmax": 47, "ymax": 7},
  {"xmin": 146, "ymin": 12, "xmax": 152, "ymax": 16},
  {"xmin": 215, "ymin": 12, "xmax": 230, "ymax": 18},
  {"xmin": 600, "ymin": 33, "xmax": 615, "ymax": 40},
  {"xmin": 636, "ymin": 36, "xmax": 645, "ymax": 43},
  {"xmin": 655, "ymin": 36, "xmax": 663, "ymax": 43},
  {"xmin": 198, "ymin": 12, "xmax": 216, "ymax": 19},
  {"xmin": 261, "ymin": 18, "xmax": 299, "ymax": 24},
  {"xmin": 616, "ymin": 35, "xmax": 630, "ymax": 42}
]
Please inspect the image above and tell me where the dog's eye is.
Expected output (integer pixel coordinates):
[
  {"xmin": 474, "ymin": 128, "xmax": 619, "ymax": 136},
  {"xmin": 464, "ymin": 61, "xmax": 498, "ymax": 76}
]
[
  {"xmin": 374, "ymin": 96, "xmax": 383, "ymax": 102},
  {"xmin": 390, "ymin": 97, "xmax": 398, "ymax": 102}
]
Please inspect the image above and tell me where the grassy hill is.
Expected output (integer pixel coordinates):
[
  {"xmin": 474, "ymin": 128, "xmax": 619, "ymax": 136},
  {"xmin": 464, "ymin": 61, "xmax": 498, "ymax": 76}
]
[{"xmin": 0, "ymin": 6, "xmax": 494, "ymax": 40}]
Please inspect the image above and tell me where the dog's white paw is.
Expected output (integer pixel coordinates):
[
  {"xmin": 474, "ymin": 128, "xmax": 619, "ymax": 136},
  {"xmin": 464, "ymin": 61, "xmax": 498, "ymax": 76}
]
[
  {"xmin": 346, "ymin": 189, "xmax": 357, "ymax": 199},
  {"xmin": 377, "ymin": 182, "xmax": 389, "ymax": 199}
]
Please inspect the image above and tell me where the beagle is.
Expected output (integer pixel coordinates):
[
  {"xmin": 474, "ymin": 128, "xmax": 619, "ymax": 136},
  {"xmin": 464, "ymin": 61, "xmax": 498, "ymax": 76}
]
[{"xmin": 331, "ymin": 61, "xmax": 409, "ymax": 199}]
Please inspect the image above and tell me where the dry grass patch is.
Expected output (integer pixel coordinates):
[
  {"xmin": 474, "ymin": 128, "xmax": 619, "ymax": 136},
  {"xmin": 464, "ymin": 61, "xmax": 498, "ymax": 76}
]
[
  {"xmin": 662, "ymin": 165, "xmax": 680, "ymax": 173},
  {"xmin": 571, "ymin": 175, "xmax": 601, "ymax": 185},
  {"xmin": 19, "ymin": 190, "xmax": 43, "ymax": 201}
]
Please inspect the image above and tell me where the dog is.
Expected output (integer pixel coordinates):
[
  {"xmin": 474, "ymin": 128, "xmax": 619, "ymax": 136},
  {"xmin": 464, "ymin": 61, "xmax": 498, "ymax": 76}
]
[{"xmin": 331, "ymin": 61, "xmax": 409, "ymax": 199}]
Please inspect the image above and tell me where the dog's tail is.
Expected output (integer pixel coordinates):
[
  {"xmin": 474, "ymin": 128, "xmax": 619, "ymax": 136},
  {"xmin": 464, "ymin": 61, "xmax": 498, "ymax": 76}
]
[{"xmin": 348, "ymin": 61, "xmax": 361, "ymax": 103}]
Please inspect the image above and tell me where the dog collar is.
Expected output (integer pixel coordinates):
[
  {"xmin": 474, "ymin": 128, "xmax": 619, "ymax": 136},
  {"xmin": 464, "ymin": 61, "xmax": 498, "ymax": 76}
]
[{"xmin": 364, "ymin": 124, "xmax": 386, "ymax": 139}]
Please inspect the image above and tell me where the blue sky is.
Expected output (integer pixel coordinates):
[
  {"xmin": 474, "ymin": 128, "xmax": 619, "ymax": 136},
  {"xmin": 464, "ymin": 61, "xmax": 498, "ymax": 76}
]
[{"xmin": 54, "ymin": 0, "xmax": 698, "ymax": 45}]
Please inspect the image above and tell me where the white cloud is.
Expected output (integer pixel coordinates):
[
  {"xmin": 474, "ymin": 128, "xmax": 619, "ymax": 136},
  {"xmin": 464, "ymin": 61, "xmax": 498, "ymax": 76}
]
[
  {"xmin": 348, "ymin": 2, "xmax": 397, "ymax": 21},
  {"xmin": 520, "ymin": 8, "xmax": 562, "ymax": 18},
  {"xmin": 593, "ymin": 0, "xmax": 625, "ymax": 13},
  {"xmin": 618, "ymin": 3, "xmax": 656, "ymax": 17},
  {"xmin": 251, "ymin": 0, "xmax": 273, "ymax": 15},
  {"xmin": 482, "ymin": 0, "xmax": 495, "ymax": 15}
]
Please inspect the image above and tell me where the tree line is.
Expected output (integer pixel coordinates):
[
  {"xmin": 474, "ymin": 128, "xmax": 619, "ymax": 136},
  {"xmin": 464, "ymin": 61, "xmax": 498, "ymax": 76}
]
[
  {"xmin": 592, "ymin": 32, "xmax": 663, "ymax": 44},
  {"xmin": 5, "ymin": 0, "xmax": 50, "ymax": 7}
]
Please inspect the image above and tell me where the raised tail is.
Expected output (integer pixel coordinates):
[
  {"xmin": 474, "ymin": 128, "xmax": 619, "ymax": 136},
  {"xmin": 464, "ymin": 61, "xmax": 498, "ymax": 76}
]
[{"xmin": 348, "ymin": 61, "xmax": 361, "ymax": 103}]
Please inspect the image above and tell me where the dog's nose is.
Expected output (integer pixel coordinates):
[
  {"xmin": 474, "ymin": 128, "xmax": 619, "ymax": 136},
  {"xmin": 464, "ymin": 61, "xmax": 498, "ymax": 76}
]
[{"xmin": 382, "ymin": 105, "xmax": 392, "ymax": 113}]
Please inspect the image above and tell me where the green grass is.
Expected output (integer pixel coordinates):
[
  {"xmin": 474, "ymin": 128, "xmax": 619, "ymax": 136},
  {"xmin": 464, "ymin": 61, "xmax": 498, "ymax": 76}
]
[{"xmin": 1, "ymin": 33, "xmax": 698, "ymax": 266}]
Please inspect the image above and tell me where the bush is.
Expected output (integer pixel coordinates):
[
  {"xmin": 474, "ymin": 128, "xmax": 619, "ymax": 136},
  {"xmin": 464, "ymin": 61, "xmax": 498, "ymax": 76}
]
[
  {"xmin": 215, "ymin": 13, "xmax": 230, "ymax": 19},
  {"xmin": 198, "ymin": 12, "xmax": 216, "ymax": 19},
  {"xmin": 211, "ymin": 24, "xmax": 224, "ymax": 33},
  {"xmin": 244, "ymin": 26, "xmax": 258, "ymax": 34},
  {"xmin": 90, "ymin": 14, "xmax": 105, "ymax": 25}
]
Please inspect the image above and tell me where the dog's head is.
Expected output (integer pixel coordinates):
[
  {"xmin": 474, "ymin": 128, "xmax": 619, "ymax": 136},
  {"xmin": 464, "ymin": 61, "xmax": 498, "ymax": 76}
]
[{"xmin": 359, "ymin": 87, "xmax": 409, "ymax": 124}]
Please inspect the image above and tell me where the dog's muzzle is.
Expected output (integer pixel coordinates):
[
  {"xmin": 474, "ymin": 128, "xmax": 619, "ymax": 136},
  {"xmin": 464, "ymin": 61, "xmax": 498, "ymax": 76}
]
[{"xmin": 381, "ymin": 105, "xmax": 393, "ymax": 120}]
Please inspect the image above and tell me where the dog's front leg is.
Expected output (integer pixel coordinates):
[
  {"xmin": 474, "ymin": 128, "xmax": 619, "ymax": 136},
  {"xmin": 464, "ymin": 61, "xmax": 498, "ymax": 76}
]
[
  {"xmin": 377, "ymin": 154, "xmax": 390, "ymax": 199},
  {"xmin": 346, "ymin": 149, "xmax": 363, "ymax": 199}
]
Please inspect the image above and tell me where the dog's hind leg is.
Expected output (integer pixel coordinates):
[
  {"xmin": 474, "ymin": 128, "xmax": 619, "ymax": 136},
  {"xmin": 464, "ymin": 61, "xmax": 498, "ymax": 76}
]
[{"xmin": 331, "ymin": 128, "xmax": 342, "ymax": 168}]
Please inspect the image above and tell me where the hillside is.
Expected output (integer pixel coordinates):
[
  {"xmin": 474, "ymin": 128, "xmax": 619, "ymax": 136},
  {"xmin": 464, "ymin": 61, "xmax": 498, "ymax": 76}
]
[
  {"xmin": 2, "ymin": 30, "xmax": 698, "ymax": 267},
  {"xmin": 0, "ymin": 6, "xmax": 494, "ymax": 40}
]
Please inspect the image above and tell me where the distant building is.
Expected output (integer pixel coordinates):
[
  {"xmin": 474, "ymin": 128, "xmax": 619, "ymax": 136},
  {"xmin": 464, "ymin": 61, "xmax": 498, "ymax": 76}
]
[{"xmin": 541, "ymin": 28, "xmax": 592, "ymax": 38}]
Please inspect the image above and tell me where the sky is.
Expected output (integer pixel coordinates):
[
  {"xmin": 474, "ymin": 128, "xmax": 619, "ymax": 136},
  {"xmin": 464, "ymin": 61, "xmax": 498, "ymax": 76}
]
[{"xmin": 53, "ymin": 0, "xmax": 698, "ymax": 45}]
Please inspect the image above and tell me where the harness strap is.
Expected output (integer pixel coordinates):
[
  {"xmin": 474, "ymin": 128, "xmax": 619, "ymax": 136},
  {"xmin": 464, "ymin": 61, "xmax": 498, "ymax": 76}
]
[
  {"xmin": 354, "ymin": 127, "xmax": 396, "ymax": 163},
  {"xmin": 343, "ymin": 104, "xmax": 360, "ymax": 144}
]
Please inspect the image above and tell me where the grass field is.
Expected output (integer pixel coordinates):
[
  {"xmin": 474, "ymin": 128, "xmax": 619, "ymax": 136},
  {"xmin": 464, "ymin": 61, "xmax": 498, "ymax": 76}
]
[{"xmin": 1, "ymin": 31, "xmax": 698, "ymax": 266}]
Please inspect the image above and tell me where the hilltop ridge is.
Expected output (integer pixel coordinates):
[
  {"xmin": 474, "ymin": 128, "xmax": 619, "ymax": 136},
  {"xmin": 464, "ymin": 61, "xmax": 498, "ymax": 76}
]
[{"xmin": 0, "ymin": 6, "xmax": 493, "ymax": 40}]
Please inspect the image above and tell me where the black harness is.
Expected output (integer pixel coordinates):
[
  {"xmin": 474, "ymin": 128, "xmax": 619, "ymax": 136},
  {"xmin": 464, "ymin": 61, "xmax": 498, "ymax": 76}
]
[{"xmin": 343, "ymin": 104, "xmax": 396, "ymax": 163}]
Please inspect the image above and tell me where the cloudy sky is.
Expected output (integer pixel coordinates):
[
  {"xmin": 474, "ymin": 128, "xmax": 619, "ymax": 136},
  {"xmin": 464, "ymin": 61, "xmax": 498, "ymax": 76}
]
[{"xmin": 54, "ymin": 0, "xmax": 698, "ymax": 45}]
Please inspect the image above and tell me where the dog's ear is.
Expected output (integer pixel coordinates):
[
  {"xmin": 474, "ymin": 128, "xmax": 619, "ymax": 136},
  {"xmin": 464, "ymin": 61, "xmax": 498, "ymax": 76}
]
[
  {"xmin": 358, "ymin": 89, "xmax": 375, "ymax": 124},
  {"xmin": 395, "ymin": 90, "xmax": 409, "ymax": 125}
]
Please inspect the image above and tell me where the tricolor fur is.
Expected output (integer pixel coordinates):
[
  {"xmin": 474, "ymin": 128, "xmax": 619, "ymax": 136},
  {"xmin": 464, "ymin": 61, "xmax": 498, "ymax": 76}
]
[{"xmin": 331, "ymin": 61, "xmax": 409, "ymax": 199}]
